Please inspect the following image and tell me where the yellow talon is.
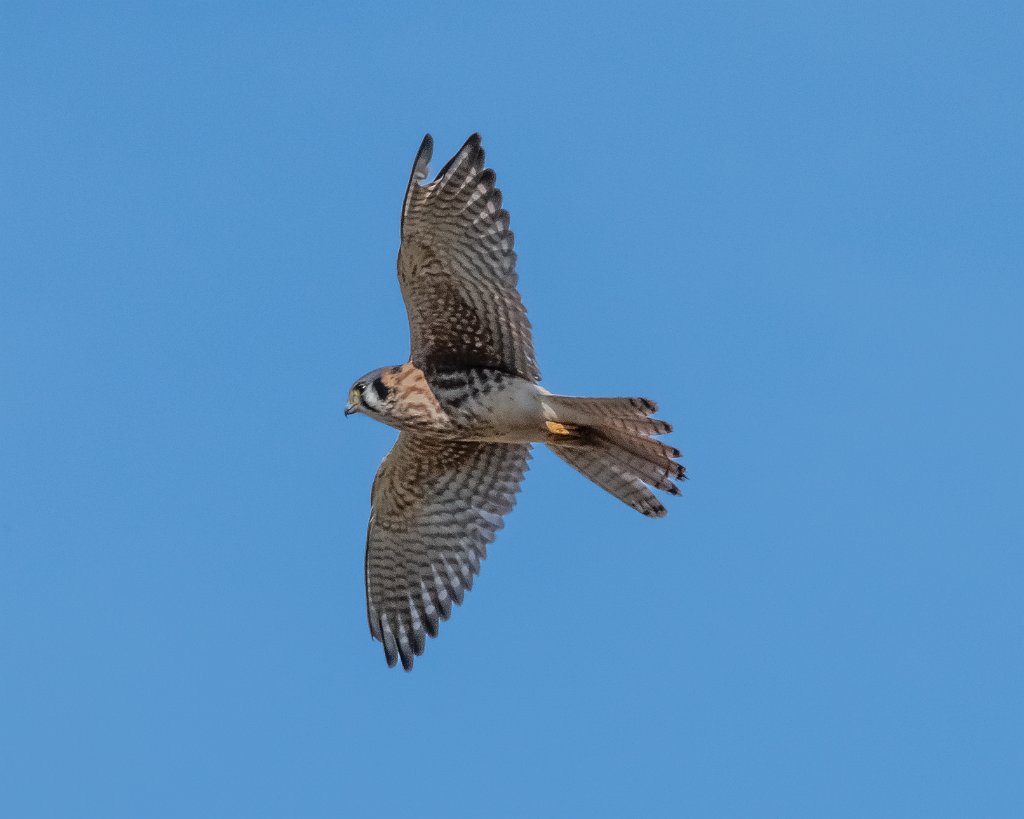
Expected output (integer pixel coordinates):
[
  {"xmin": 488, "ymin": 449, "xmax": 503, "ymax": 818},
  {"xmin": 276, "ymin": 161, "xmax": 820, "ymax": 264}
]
[{"xmin": 545, "ymin": 421, "xmax": 572, "ymax": 436}]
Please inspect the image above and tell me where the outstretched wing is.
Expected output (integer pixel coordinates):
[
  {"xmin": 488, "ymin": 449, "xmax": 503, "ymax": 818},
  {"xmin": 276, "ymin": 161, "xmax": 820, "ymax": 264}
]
[
  {"xmin": 397, "ymin": 134, "xmax": 540, "ymax": 382},
  {"xmin": 365, "ymin": 432, "xmax": 531, "ymax": 670}
]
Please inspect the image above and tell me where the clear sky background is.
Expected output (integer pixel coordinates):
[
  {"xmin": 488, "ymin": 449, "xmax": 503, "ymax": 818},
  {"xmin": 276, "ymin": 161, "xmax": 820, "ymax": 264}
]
[{"xmin": 2, "ymin": 3, "xmax": 1021, "ymax": 817}]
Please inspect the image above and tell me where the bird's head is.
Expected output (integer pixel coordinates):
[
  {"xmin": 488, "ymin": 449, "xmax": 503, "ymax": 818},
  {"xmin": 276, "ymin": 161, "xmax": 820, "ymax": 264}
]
[{"xmin": 345, "ymin": 367, "xmax": 398, "ymax": 421}]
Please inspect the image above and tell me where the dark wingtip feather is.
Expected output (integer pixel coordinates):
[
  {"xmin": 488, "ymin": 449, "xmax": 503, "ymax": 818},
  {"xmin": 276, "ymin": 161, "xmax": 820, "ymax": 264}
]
[
  {"xmin": 642, "ymin": 499, "xmax": 668, "ymax": 517},
  {"xmin": 434, "ymin": 133, "xmax": 483, "ymax": 182},
  {"xmin": 380, "ymin": 614, "xmax": 399, "ymax": 667},
  {"xmin": 422, "ymin": 595, "xmax": 440, "ymax": 637},
  {"xmin": 402, "ymin": 134, "xmax": 435, "ymax": 233},
  {"xmin": 465, "ymin": 133, "xmax": 484, "ymax": 173},
  {"xmin": 411, "ymin": 134, "xmax": 433, "ymax": 183}
]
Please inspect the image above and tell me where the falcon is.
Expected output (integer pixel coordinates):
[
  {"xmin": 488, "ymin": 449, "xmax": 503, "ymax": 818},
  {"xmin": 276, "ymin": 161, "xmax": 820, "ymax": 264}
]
[{"xmin": 346, "ymin": 134, "xmax": 685, "ymax": 670}]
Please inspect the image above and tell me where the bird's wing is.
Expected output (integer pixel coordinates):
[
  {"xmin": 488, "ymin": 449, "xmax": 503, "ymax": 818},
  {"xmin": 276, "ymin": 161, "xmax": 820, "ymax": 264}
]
[
  {"xmin": 364, "ymin": 432, "xmax": 531, "ymax": 670},
  {"xmin": 397, "ymin": 134, "xmax": 540, "ymax": 382}
]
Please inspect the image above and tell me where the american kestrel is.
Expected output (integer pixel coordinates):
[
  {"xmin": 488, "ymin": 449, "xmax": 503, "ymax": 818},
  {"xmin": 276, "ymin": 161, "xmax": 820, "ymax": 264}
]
[{"xmin": 346, "ymin": 134, "xmax": 685, "ymax": 670}]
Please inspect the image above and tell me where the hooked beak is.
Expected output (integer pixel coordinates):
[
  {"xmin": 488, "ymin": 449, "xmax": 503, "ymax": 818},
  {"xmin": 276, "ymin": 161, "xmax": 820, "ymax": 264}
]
[{"xmin": 344, "ymin": 385, "xmax": 362, "ymax": 417}]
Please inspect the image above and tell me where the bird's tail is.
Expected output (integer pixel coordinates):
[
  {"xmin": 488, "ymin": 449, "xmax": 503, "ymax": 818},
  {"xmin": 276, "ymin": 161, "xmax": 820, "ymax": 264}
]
[{"xmin": 542, "ymin": 396, "xmax": 685, "ymax": 518}]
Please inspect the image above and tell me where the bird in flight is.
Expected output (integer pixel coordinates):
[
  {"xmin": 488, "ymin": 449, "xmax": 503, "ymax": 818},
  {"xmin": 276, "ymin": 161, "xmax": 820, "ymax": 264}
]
[{"xmin": 346, "ymin": 134, "xmax": 685, "ymax": 670}]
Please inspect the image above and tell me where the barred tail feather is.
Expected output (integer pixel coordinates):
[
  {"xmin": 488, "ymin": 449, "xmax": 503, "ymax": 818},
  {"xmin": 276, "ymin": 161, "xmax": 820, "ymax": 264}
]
[
  {"xmin": 544, "ymin": 395, "xmax": 671, "ymax": 436},
  {"xmin": 549, "ymin": 443, "xmax": 669, "ymax": 517},
  {"xmin": 544, "ymin": 395, "xmax": 685, "ymax": 517}
]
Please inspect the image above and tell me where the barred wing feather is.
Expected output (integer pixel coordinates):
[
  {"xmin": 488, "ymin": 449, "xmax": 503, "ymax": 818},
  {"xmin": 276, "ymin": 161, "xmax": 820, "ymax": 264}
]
[
  {"xmin": 364, "ymin": 433, "xmax": 531, "ymax": 670},
  {"xmin": 397, "ymin": 134, "xmax": 539, "ymax": 381}
]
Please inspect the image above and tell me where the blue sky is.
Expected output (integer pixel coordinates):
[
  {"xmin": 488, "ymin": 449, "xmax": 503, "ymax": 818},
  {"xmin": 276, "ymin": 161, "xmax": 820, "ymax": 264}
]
[{"xmin": 1, "ymin": 2, "xmax": 1021, "ymax": 816}]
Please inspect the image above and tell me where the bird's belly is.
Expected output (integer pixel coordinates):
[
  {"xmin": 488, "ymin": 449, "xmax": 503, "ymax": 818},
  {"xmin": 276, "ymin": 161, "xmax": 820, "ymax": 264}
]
[{"xmin": 449, "ymin": 377, "xmax": 549, "ymax": 443}]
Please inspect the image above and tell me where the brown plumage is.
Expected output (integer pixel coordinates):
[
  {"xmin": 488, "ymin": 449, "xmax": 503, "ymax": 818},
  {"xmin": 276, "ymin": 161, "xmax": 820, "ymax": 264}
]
[{"xmin": 345, "ymin": 134, "xmax": 685, "ymax": 670}]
